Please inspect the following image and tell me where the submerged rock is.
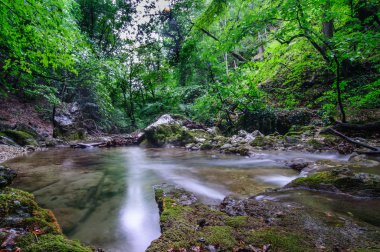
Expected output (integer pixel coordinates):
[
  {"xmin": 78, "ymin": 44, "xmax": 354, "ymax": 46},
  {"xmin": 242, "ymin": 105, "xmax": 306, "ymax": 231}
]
[{"xmin": 286, "ymin": 158, "xmax": 310, "ymax": 172}]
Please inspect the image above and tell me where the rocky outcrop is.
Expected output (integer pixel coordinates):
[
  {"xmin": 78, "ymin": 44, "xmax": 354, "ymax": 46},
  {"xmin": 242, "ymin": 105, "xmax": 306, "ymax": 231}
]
[
  {"xmin": 142, "ymin": 115, "xmax": 366, "ymax": 155},
  {"xmin": 53, "ymin": 102, "xmax": 86, "ymax": 141},
  {"xmin": 147, "ymin": 185, "xmax": 379, "ymax": 252}
]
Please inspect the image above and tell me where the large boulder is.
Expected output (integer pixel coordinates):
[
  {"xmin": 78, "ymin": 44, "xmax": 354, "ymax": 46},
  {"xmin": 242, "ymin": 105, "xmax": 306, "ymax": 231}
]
[
  {"xmin": 143, "ymin": 114, "xmax": 210, "ymax": 147},
  {"xmin": 53, "ymin": 102, "xmax": 86, "ymax": 140}
]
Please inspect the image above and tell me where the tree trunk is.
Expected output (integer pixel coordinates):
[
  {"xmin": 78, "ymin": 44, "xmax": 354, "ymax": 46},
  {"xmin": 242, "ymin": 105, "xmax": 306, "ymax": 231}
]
[
  {"xmin": 322, "ymin": 0, "xmax": 334, "ymax": 39},
  {"xmin": 257, "ymin": 31, "xmax": 264, "ymax": 60},
  {"xmin": 322, "ymin": 21, "xmax": 334, "ymax": 38},
  {"xmin": 335, "ymin": 61, "xmax": 346, "ymax": 123},
  {"xmin": 224, "ymin": 53, "xmax": 229, "ymax": 76}
]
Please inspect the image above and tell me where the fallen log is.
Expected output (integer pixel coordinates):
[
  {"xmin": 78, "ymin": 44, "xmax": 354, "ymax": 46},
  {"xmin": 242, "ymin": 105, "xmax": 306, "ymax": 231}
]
[
  {"xmin": 70, "ymin": 142, "xmax": 103, "ymax": 149},
  {"xmin": 325, "ymin": 128, "xmax": 380, "ymax": 154}
]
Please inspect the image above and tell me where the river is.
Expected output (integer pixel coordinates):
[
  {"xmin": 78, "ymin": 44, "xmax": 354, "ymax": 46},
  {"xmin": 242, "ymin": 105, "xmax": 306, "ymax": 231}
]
[{"xmin": 7, "ymin": 147, "xmax": 375, "ymax": 251}]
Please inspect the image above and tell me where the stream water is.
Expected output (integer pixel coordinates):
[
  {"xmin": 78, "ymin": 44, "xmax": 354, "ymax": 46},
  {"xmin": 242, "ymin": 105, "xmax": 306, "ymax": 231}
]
[{"xmin": 5, "ymin": 147, "xmax": 378, "ymax": 251}]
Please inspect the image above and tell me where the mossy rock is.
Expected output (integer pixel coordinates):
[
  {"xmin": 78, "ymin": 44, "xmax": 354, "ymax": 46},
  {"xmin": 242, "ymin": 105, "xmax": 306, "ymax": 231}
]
[
  {"xmin": 224, "ymin": 146, "xmax": 251, "ymax": 156},
  {"xmin": 0, "ymin": 188, "xmax": 61, "ymax": 233},
  {"xmin": 188, "ymin": 129, "xmax": 211, "ymax": 140},
  {"xmin": 16, "ymin": 234, "xmax": 92, "ymax": 252},
  {"xmin": 288, "ymin": 169, "xmax": 380, "ymax": 197},
  {"xmin": 200, "ymin": 141, "xmax": 213, "ymax": 150},
  {"xmin": 145, "ymin": 124, "xmax": 194, "ymax": 147},
  {"xmin": 250, "ymin": 136, "xmax": 276, "ymax": 147},
  {"xmin": 1, "ymin": 130, "xmax": 38, "ymax": 146},
  {"xmin": 53, "ymin": 127, "xmax": 86, "ymax": 141}
]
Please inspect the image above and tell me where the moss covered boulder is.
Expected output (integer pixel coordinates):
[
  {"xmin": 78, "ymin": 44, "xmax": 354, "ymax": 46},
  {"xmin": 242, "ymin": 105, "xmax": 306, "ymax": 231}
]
[
  {"xmin": 144, "ymin": 114, "xmax": 208, "ymax": 147},
  {"xmin": 0, "ymin": 130, "xmax": 38, "ymax": 146},
  {"xmin": 287, "ymin": 168, "xmax": 380, "ymax": 197}
]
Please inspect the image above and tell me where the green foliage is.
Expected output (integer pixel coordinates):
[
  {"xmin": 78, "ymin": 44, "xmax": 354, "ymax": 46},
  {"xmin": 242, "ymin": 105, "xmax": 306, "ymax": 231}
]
[
  {"xmin": 246, "ymin": 229, "xmax": 310, "ymax": 252},
  {"xmin": 1, "ymin": 0, "xmax": 379, "ymax": 133},
  {"xmin": 0, "ymin": 0, "xmax": 86, "ymax": 93}
]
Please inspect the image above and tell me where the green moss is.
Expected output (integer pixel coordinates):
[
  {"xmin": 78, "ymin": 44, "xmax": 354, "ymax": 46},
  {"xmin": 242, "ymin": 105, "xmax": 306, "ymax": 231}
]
[
  {"xmin": 155, "ymin": 188, "xmax": 164, "ymax": 201},
  {"xmin": 225, "ymin": 216, "xmax": 249, "ymax": 228},
  {"xmin": 291, "ymin": 171, "xmax": 334, "ymax": 187},
  {"xmin": 201, "ymin": 226, "xmax": 237, "ymax": 248},
  {"xmin": 1, "ymin": 130, "xmax": 37, "ymax": 146},
  {"xmin": 16, "ymin": 234, "xmax": 92, "ymax": 252},
  {"xmin": 200, "ymin": 142, "xmax": 213, "ymax": 150},
  {"xmin": 246, "ymin": 229, "xmax": 312, "ymax": 252},
  {"xmin": 160, "ymin": 198, "xmax": 191, "ymax": 223},
  {"xmin": 148, "ymin": 221, "xmax": 197, "ymax": 251},
  {"xmin": 285, "ymin": 131, "xmax": 303, "ymax": 137}
]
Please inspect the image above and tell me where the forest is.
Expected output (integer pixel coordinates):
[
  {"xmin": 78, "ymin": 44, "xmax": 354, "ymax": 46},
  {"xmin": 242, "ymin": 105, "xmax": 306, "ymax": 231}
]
[
  {"xmin": 1, "ymin": 0, "xmax": 379, "ymax": 131},
  {"xmin": 0, "ymin": 0, "xmax": 379, "ymax": 251}
]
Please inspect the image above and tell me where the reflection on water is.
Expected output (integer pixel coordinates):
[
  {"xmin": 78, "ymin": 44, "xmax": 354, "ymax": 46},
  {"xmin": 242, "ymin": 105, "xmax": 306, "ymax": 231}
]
[
  {"xmin": 6, "ymin": 147, "xmax": 355, "ymax": 251},
  {"xmin": 120, "ymin": 148, "xmax": 160, "ymax": 252}
]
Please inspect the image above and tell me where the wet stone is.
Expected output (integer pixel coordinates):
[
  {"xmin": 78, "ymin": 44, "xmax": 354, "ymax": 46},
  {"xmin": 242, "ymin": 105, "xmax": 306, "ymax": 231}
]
[{"xmin": 0, "ymin": 166, "xmax": 17, "ymax": 189}]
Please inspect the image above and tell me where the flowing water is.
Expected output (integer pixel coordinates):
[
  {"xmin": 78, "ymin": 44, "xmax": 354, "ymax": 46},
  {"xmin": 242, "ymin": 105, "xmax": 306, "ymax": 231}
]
[{"xmin": 6, "ymin": 147, "xmax": 375, "ymax": 251}]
